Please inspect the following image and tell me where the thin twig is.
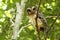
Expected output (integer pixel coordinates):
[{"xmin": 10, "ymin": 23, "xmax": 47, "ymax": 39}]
[
  {"xmin": 46, "ymin": 16, "xmax": 60, "ymax": 19},
  {"xmin": 44, "ymin": 14, "xmax": 60, "ymax": 40},
  {"xmin": 10, "ymin": 18, "xmax": 14, "ymax": 26},
  {"xmin": 45, "ymin": 13, "xmax": 60, "ymax": 40},
  {"xmin": 46, "ymin": 13, "xmax": 60, "ymax": 33},
  {"xmin": 44, "ymin": 15, "xmax": 60, "ymax": 40},
  {"xmin": 35, "ymin": 0, "xmax": 41, "ymax": 40},
  {"xmin": 18, "ymin": 24, "xmax": 31, "ymax": 37}
]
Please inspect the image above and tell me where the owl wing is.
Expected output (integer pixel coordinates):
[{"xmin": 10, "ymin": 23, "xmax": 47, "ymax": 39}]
[{"xmin": 38, "ymin": 12, "xmax": 48, "ymax": 31}]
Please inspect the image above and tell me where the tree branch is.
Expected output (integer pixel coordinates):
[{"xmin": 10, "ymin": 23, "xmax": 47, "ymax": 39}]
[
  {"xmin": 46, "ymin": 13, "xmax": 60, "ymax": 33},
  {"xmin": 12, "ymin": 0, "xmax": 27, "ymax": 40},
  {"xmin": 46, "ymin": 16, "xmax": 60, "ymax": 19},
  {"xmin": 10, "ymin": 18, "xmax": 14, "ymax": 26},
  {"xmin": 44, "ymin": 14, "xmax": 60, "ymax": 40},
  {"xmin": 17, "ymin": 24, "xmax": 31, "ymax": 37},
  {"xmin": 35, "ymin": 0, "xmax": 42, "ymax": 40}
]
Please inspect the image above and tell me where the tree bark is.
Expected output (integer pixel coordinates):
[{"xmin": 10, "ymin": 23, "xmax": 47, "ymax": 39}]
[{"xmin": 11, "ymin": 0, "xmax": 27, "ymax": 40}]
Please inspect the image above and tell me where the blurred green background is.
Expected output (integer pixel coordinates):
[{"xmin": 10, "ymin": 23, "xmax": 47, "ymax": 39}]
[{"xmin": 0, "ymin": 0, "xmax": 60, "ymax": 40}]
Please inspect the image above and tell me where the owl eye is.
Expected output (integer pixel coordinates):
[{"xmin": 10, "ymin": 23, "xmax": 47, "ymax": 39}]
[
  {"xmin": 27, "ymin": 7, "xmax": 32, "ymax": 12},
  {"xmin": 32, "ymin": 6, "xmax": 38, "ymax": 11},
  {"xmin": 27, "ymin": 8, "xmax": 31, "ymax": 12},
  {"xmin": 33, "ymin": 7, "xmax": 36, "ymax": 10},
  {"xmin": 27, "ymin": 9, "xmax": 31, "ymax": 12}
]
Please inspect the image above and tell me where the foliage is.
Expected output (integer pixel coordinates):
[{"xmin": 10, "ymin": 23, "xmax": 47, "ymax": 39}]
[{"xmin": 0, "ymin": 0, "xmax": 60, "ymax": 40}]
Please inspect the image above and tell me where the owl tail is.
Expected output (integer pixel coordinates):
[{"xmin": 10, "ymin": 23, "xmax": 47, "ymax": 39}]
[{"xmin": 40, "ymin": 27, "xmax": 44, "ymax": 32}]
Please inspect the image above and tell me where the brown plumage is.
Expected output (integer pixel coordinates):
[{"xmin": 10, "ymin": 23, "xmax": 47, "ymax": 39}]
[{"xmin": 27, "ymin": 6, "xmax": 48, "ymax": 32}]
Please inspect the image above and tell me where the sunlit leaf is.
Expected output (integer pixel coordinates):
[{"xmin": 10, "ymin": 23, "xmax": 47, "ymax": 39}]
[
  {"xmin": 2, "ymin": 4, "xmax": 7, "ymax": 10},
  {"xmin": 51, "ymin": 2, "xmax": 56, "ymax": 6},
  {"xmin": 5, "ymin": 11, "xmax": 12, "ymax": 18},
  {"xmin": 28, "ymin": 25, "xmax": 34, "ymax": 30},
  {"xmin": 47, "ymin": 38, "xmax": 50, "ymax": 40},
  {"xmin": 56, "ymin": 19, "xmax": 60, "ymax": 23},
  {"xmin": 0, "ymin": 18, "xmax": 5, "ymax": 22},
  {"xmin": 10, "ymin": 0, "xmax": 13, "ymax": 3},
  {"xmin": 34, "ymin": 31, "xmax": 37, "ymax": 35}
]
